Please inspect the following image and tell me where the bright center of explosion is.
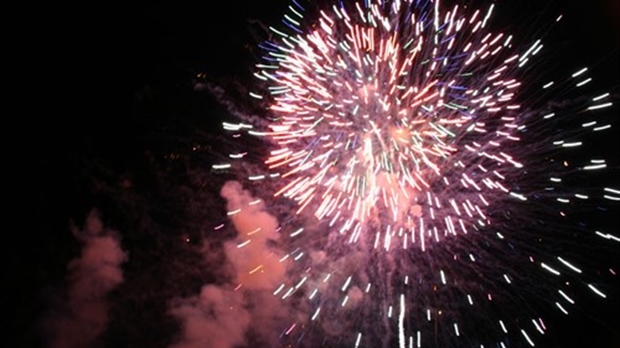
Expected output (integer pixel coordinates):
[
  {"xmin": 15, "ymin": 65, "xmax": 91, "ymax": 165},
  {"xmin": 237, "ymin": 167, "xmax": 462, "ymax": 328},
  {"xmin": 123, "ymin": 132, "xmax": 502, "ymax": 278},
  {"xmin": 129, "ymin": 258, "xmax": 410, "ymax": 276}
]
[{"xmin": 254, "ymin": 2, "xmax": 524, "ymax": 250}]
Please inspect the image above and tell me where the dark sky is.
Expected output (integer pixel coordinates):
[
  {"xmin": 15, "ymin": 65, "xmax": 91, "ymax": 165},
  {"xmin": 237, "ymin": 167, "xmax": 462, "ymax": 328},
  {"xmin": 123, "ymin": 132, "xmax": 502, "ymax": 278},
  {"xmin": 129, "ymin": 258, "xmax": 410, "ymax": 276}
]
[
  {"xmin": 2, "ymin": 1, "xmax": 619, "ymax": 347},
  {"xmin": 3, "ymin": 0, "xmax": 618, "ymax": 161}
]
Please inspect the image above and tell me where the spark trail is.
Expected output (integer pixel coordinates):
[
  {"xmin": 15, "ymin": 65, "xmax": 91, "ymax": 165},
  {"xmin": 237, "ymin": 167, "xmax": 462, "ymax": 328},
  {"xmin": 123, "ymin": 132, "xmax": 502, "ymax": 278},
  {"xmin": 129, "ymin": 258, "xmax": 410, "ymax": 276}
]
[{"xmin": 211, "ymin": 0, "xmax": 619, "ymax": 347}]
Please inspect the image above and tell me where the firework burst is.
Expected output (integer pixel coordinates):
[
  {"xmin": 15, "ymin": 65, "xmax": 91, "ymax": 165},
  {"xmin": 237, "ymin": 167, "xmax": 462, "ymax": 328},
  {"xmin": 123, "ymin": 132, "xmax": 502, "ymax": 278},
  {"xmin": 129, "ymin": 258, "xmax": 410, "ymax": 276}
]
[{"xmin": 211, "ymin": 0, "xmax": 618, "ymax": 347}]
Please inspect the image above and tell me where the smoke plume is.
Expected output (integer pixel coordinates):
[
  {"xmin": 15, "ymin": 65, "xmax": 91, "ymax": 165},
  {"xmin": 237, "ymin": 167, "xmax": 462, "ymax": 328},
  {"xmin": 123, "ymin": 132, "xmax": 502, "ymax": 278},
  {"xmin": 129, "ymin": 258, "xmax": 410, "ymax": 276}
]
[
  {"xmin": 169, "ymin": 181, "xmax": 293, "ymax": 348},
  {"xmin": 43, "ymin": 209, "xmax": 127, "ymax": 348}
]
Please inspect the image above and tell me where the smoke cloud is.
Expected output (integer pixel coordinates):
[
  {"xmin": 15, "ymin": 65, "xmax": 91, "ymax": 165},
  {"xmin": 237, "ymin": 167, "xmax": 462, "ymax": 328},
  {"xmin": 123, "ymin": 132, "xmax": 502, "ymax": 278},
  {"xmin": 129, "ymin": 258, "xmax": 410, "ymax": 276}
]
[
  {"xmin": 43, "ymin": 209, "xmax": 127, "ymax": 348},
  {"xmin": 169, "ymin": 181, "xmax": 293, "ymax": 348},
  {"xmin": 220, "ymin": 181, "xmax": 288, "ymax": 291},
  {"xmin": 168, "ymin": 285, "xmax": 250, "ymax": 348}
]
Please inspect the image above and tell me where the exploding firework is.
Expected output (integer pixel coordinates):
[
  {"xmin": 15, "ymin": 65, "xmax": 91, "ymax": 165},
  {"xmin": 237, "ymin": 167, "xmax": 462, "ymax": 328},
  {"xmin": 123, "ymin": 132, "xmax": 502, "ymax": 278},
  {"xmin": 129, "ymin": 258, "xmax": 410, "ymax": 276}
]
[{"xmin": 211, "ymin": 0, "xmax": 618, "ymax": 347}]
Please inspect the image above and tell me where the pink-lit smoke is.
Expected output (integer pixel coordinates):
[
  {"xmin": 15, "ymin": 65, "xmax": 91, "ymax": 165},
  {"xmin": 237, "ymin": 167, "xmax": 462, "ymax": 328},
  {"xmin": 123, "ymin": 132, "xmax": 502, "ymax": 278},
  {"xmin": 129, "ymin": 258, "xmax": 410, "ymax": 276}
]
[
  {"xmin": 43, "ymin": 210, "xmax": 127, "ymax": 348},
  {"xmin": 168, "ymin": 181, "xmax": 295, "ymax": 348}
]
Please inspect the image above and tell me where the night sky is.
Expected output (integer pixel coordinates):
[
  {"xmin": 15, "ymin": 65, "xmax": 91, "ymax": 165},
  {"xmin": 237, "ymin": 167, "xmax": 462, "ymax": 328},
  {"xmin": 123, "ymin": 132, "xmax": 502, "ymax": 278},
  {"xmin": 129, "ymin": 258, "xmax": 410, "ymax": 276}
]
[{"xmin": 2, "ymin": 0, "xmax": 619, "ymax": 347}]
